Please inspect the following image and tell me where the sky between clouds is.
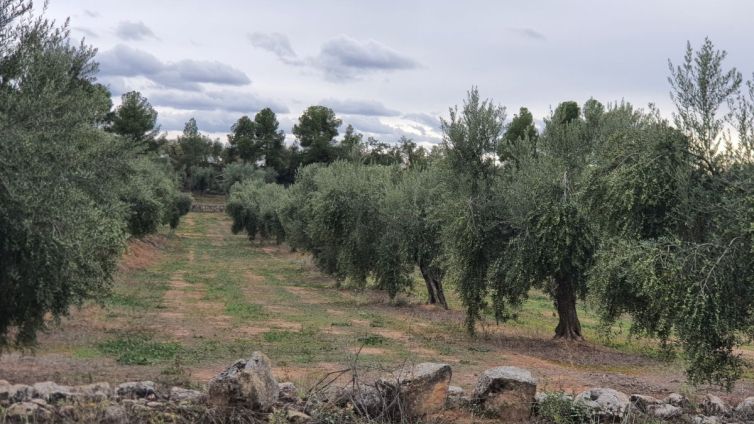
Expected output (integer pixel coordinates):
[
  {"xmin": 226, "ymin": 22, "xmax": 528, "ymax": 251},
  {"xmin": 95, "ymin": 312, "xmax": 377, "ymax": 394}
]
[{"xmin": 46, "ymin": 0, "xmax": 754, "ymax": 144}]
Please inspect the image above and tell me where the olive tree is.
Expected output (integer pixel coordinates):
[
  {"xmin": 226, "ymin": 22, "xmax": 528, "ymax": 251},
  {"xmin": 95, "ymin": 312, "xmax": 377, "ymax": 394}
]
[
  {"xmin": 440, "ymin": 87, "xmax": 512, "ymax": 332},
  {"xmin": 586, "ymin": 40, "xmax": 754, "ymax": 388},
  {"xmin": 384, "ymin": 166, "xmax": 450, "ymax": 307},
  {"xmin": 227, "ymin": 180, "xmax": 288, "ymax": 243},
  {"xmin": 0, "ymin": 1, "xmax": 129, "ymax": 347}
]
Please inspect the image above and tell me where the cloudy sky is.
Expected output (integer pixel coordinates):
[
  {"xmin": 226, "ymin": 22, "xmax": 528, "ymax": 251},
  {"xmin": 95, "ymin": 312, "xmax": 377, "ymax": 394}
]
[{"xmin": 47, "ymin": 0, "xmax": 754, "ymax": 144}]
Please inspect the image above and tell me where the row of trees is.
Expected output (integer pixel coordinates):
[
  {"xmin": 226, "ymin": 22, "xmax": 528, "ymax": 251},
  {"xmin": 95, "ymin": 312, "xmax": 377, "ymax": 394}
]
[
  {"xmin": 0, "ymin": 2, "xmax": 190, "ymax": 348},
  {"xmin": 227, "ymin": 39, "xmax": 754, "ymax": 389}
]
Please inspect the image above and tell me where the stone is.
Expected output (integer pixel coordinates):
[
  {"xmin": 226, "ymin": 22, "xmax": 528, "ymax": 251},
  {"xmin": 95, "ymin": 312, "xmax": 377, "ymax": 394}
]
[
  {"xmin": 286, "ymin": 409, "xmax": 313, "ymax": 423},
  {"xmin": 278, "ymin": 381, "xmax": 299, "ymax": 403},
  {"xmin": 692, "ymin": 415, "xmax": 723, "ymax": 424},
  {"xmin": 101, "ymin": 404, "xmax": 128, "ymax": 424},
  {"xmin": 473, "ymin": 366, "xmax": 537, "ymax": 422},
  {"xmin": 0, "ymin": 384, "xmax": 32, "ymax": 404},
  {"xmin": 346, "ymin": 385, "xmax": 385, "ymax": 417},
  {"xmin": 32, "ymin": 381, "xmax": 73, "ymax": 403},
  {"xmin": 665, "ymin": 392, "xmax": 692, "ymax": 409},
  {"xmin": 735, "ymin": 397, "xmax": 754, "ymax": 418},
  {"xmin": 647, "ymin": 403, "xmax": 683, "ymax": 419},
  {"xmin": 170, "ymin": 386, "xmax": 206, "ymax": 403},
  {"xmin": 630, "ymin": 393, "xmax": 661, "ymax": 412},
  {"xmin": 116, "ymin": 381, "xmax": 156, "ymax": 399},
  {"xmin": 446, "ymin": 385, "xmax": 469, "ymax": 409},
  {"xmin": 208, "ymin": 352, "xmax": 279, "ymax": 411},
  {"xmin": 574, "ymin": 388, "xmax": 630, "ymax": 420},
  {"xmin": 701, "ymin": 394, "xmax": 731, "ymax": 416},
  {"xmin": 72, "ymin": 382, "xmax": 112, "ymax": 402},
  {"xmin": 5, "ymin": 401, "xmax": 52, "ymax": 421},
  {"xmin": 386, "ymin": 362, "xmax": 452, "ymax": 418}
]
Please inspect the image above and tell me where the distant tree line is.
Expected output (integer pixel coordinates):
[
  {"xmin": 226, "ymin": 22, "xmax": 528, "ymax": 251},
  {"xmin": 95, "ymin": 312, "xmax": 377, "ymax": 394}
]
[{"xmin": 227, "ymin": 38, "xmax": 754, "ymax": 390}]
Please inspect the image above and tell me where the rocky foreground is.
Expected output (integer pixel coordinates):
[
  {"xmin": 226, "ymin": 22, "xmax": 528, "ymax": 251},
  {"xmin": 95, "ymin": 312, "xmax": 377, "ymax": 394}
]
[{"xmin": 1, "ymin": 351, "xmax": 753, "ymax": 423}]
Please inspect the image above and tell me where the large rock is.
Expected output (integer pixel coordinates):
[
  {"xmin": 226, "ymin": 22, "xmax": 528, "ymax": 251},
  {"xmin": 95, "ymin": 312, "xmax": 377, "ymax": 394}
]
[
  {"xmin": 692, "ymin": 415, "xmax": 723, "ymax": 424},
  {"xmin": 0, "ymin": 384, "xmax": 32, "ymax": 405},
  {"xmin": 5, "ymin": 401, "xmax": 52, "ymax": 421},
  {"xmin": 334, "ymin": 384, "xmax": 384, "ymax": 417},
  {"xmin": 735, "ymin": 397, "xmax": 754, "ymax": 418},
  {"xmin": 701, "ymin": 394, "xmax": 731, "ymax": 416},
  {"xmin": 664, "ymin": 392, "xmax": 691, "ymax": 409},
  {"xmin": 575, "ymin": 388, "xmax": 629, "ymax": 420},
  {"xmin": 116, "ymin": 381, "xmax": 156, "ymax": 399},
  {"xmin": 32, "ymin": 381, "xmax": 73, "ymax": 403},
  {"xmin": 170, "ymin": 386, "xmax": 206, "ymax": 403},
  {"xmin": 648, "ymin": 403, "xmax": 683, "ymax": 419},
  {"xmin": 473, "ymin": 366, "xmax": 537, "ymax": 422},
  {"xmin": 72, "ymin": 382, "xmax": 112, "ymax": 402},
  {"xmin": 386, "ymin": 362, "xmax": 452, "ymax": 418},
  {"xmin": 208, "ymin": 352, "xmax": 279, "ymax": 411},
  {"xmin": 101, "ymin": 404, "xmax": 128, "ymax": 424},
  {"xmin": 446, "ymin": 385, "xmax": 468, "ymax": 409}
]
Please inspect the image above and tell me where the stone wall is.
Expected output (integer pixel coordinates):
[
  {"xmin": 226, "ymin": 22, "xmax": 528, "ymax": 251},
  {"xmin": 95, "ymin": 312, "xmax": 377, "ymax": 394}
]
[{"xmin": 2, "ymin": 352, "xmax": 752, "ymax": 423}]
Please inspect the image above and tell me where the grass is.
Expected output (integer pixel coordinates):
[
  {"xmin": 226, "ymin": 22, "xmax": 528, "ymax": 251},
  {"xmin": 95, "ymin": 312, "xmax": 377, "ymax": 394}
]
[
  {"xmin": 97, "ymin": 333, "xmax": 182, "ymax": 365},
  {"xmin": 31, "ymin": 210, "xmax": 735, "ymax": 394}
]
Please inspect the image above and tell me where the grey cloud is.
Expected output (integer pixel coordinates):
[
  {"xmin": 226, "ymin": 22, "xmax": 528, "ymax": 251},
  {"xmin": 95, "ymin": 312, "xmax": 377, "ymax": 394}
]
[
  {"xmin": 507, "ymin": 27, "xmax": 546, "ymax": 41},
  {"xmin": 402, "ymin": 112, "xmax": 441, "ymax": 130},
  {"xmin": 314, "ymin": 35, "xmax": 419, "ymax": 80},
  {"xmin": 248, "ymin": 32, "xmax": 303, "ymax": 65},
  {"xmin": 320, "ymin": 98, "xmax": 400, "ymax": 116},
  {"xmin": 169, "ymin": 60, "xmax": 250, "ymax": 86},
  {"xmin": 149, "ymin": 89, "xmax": 288, "ymax": 114},
  {"xmin": 250, "ymin": 32, "xmax": 418, "ymax": 81},
  {"xmin": 98, "ymin": 44, "xmax": 163, "ymax": 77},
  {"xmin": 97, "ymin": 45, "xmax": 250, "ymax": 89},
  {"xmin": 116, "ymin": 21, "xmax": 157, "ymax": 41},
  {"xmin": 84, "ymin": 10, "xmax": 99, "ymax": 18}
]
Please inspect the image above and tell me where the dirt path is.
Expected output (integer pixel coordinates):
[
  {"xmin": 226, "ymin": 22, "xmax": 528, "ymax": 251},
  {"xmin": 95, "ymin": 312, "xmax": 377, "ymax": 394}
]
[{"xmin": 1, "ymin": 212, "xmax": 751, "ymax": 404}]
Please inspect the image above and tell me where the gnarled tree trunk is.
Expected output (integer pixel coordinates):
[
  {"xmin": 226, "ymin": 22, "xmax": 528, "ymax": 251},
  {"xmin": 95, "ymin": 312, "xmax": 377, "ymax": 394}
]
[
  {"xmin": 553, "ymin": 276, "xmax": 583, "ymax": 340},
  {"xmin": 419, "ymin": 260, "xmax": 448, "ymax": 309}
]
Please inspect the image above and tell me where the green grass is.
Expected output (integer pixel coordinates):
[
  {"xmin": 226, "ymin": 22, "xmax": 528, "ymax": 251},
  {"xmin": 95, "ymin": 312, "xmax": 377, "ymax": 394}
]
[
  {"xmin": 62, "ymin": 211, "xmax": 720, "ymax": 390},
  {"xmin": 97, "ymin": 333, "xmax": 182, "ymax": 365}
]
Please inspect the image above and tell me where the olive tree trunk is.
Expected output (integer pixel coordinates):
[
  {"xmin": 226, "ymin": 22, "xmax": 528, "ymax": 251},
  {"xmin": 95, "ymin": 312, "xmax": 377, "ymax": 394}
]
[
  {"xmin": 553, "ymin": 277, "xmax": 583, "ymax": 340},
  {"xmin": 419, "ymin": 260, "xmax": 448, "ymax": 309}
]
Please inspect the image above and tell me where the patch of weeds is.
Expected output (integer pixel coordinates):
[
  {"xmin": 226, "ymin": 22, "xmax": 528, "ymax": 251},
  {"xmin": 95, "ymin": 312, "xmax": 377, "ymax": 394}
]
[
  {"xmin": 369, "ymin": 319, "xmax": 385, "ymax": 328},
  {"xmin": 535, "ymin": 393, "xmax": 594, "ymax": 424},
  {"xmin": 357, "ymin": 334, "xmax": 386, "ymax": 346},
  {"xmin": 468, "ymin": 345, "xmax": 491, "ymax": 352},
  {"xmin": 72, "ymin": 346, "xmax": 101, "ymax": 359},
  {"xmin": 97, "ymin": 333, "xmax": 182, "ymax": 365},
  {"xmin": 106, "ymin": 292, "xmax": 156, "ymax": 309},
  {"xmin": 261, "ymin": 328, "xmax": 336, "ymax": 364},
  {"xmin": 159, "ymin": 357, "xmax": 196, "ymax": 388},
  {"xmin": 330, "ymin": 321, "xmax": 352, "ymax": 327},
  {"xmin": 225, "ymin": 302, "xmax": 266, "ymax": 320}
]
